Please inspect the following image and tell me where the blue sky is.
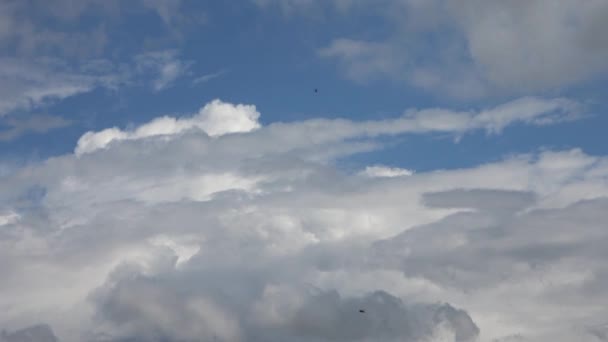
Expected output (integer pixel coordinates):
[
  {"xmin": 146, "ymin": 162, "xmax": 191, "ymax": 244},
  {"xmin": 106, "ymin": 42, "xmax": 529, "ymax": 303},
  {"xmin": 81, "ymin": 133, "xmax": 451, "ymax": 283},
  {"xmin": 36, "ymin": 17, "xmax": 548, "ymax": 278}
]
[
  {"xmin": 1, "ymin": 1, "xmax": 608, "ymax": 342},
  {"xmin": 2, "ymin": 0, "xmax": 606, "ymax": 168}
]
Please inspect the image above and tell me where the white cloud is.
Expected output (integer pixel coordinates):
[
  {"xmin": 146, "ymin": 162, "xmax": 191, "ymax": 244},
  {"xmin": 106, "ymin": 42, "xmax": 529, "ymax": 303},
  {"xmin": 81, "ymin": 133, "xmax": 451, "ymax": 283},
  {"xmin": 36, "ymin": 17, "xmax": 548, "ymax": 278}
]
[
  {"xmin": 0, "ymin": 59, "xmax": 99, "ymax": 117},
  {"xmin": 193, "ymin": 69, "xmax": 228, "ymax": 85},
  {"xmin": 75, "ymin": 96, "xmax": 580, "ymax": 157},
  {"xmin": 75, "ymin": 99, "xmax": 261, "ymax": 155},
  {"xmin": 0, "ymin": 0, "xmax": 198, "ymax": 119},
  {"xmin": 0, "ymin": 211, "xmax": 19, "ymax": 226},
  {"xmin": 0, "ymin": 99, "xmax": 607, "ymax": 341},
  {"xmin": 0, "ymin": 49, "xmax": 195, "ymax": 120},
  {"xmin": 361, "ymin": 165, "xmax": 414, "ymax": 178},
  {"xmin": 135, "ymin": 50, "xmax": 193, "ymax": 91}
]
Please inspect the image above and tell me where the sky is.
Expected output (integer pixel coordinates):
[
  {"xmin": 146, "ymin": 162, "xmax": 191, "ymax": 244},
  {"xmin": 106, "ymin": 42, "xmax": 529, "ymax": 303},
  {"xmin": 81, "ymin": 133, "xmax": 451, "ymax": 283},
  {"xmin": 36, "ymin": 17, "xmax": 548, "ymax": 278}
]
[{"xmin": 1, "ymin": 1, "xmax": 608, "ymax": 341}]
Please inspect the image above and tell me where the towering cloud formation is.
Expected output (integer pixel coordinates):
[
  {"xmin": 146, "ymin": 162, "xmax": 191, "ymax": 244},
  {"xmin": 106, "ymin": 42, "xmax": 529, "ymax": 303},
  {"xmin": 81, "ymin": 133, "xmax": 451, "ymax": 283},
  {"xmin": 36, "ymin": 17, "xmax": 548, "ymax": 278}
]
[{"xmin": 0, "ymin": 100, "xmax": 607, "ymax": 341}]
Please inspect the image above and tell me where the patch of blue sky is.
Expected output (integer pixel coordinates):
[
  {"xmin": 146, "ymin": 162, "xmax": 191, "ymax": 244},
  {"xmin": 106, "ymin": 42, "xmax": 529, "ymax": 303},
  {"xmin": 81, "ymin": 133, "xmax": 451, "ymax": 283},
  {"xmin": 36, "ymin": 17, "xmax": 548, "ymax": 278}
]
[{"xmin": 1, "ymin": 1, "xmax": 607, "ymax": 173}]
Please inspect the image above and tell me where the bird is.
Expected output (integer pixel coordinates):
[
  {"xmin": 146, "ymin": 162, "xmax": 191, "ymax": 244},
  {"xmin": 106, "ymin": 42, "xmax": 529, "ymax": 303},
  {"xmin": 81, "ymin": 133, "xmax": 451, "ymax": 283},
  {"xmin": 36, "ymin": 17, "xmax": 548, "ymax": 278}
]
[{"xmin": 359, "ymin": 309, "xmax": 365, "ymax": 313}]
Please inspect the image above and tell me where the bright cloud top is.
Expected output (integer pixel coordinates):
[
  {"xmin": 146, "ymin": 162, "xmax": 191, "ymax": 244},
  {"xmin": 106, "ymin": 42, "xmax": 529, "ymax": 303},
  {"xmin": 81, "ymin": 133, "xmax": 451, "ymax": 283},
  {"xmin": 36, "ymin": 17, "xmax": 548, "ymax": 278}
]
[
  {"xmin": 361, "ymin": 165, "xmax": 414, "ymax": 178},
  {"xmin": 75, "ymin": 99, "xmax": 262, "ymax": 156}
]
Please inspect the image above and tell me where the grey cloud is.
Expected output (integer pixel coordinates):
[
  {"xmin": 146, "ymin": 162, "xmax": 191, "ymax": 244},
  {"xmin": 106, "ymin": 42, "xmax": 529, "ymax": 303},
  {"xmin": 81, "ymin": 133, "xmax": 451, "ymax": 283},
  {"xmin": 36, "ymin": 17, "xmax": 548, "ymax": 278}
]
[
  {"xmin": 314, "ymin": 0, "xmax": 608, "ymax": 97},
  {"xmin": 287, "ymin": 290, "xmax": 478, "ymax": 342},
  {"xmin": 1, "ymin": 324, "xmax": 58, "ymax": 342},
  {"xmin": 376, "ymin": 192, "xmax": 608, "ymax": 286},
  {"xmin": 587, "ymin": 323, "xmax": 608, "ymax": 341},
  {"xmin": 318, "ymin": 39, "xmax": 405, "ymax": 84},
  {"xmin": 0, "ymin": 0, "xmax": 192, "ymax": 58},
  {"xmin": 422, "ymin": 189, "xmax": 536, "ymax": 214},
  {"xmin": 375, "ymin": 190, "xmax": 608, "ymax": 340},
  {"xmin": 0, "ymin": 114, "xmax": 72, "ymax": 141},
  {"xmin": 88, "ymin": 261, "xmax": 478, "ymax": 342},
  {"xmin": 449, "ymin": 0, "xmax": 608, "ymax": 91}
]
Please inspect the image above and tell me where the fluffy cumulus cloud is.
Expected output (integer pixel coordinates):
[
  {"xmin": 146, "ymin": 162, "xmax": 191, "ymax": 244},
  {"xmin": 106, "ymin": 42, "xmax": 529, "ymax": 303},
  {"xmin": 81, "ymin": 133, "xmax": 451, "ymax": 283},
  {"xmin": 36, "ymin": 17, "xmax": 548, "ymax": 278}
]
[
  {"xmin": 1, "ymin": 99, "xmax": 608, "ymax": 341},
  {"xmin": 311, "ymin": 0, "xmax": 608, "ymax": 97},
  {"xmin": 75, "ymin": 99, "xmax": 261, "ymax": 155}
]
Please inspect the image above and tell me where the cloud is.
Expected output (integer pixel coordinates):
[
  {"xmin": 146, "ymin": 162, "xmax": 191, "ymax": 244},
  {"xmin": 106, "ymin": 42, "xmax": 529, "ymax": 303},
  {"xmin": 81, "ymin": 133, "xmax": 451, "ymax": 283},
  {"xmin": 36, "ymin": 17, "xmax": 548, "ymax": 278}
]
[
  {"xmin": 1, "ymin": 324, "xmax": 58, "ymax": 342},
  {"xmin": 0, "ymin": 1, "xmax": 108, "ymax": 58},
  {"xmin": 313, "ymin": 0, "xmax": 608, "ymax": 97},
  {"xmin": 361, "ymin": 165, "xmax": 414, "ymax": 178},
  {"xmin": 135, "ymin": 50, "xmax": 193, "ymax": 91},
  {"xmin": 0, "ymin": 1, "xmax": 200, "ymax": 119},
  {"xmin": 75, "ymin": 96, "xmax": 581, "ymax": 157},
  {"xmin": 0, "ymin": 59, "xmax": 101, "ymax": 117},
  {"xmin": 0, "ymin": 211, "xmax": 19, "ymax": 226},
  {"xmin": 75, "ymin": 99, "xmax": 261, "ymax": 155},
  {"xmin": 0, "ymin": 114, "xmax": 72, "ymax": 141},
  {"xmin": 0, "ymin": 99, "xmax": 607, "ymax": 341},
  {"xmin": 0, "ymin": 50, "xmax": 193, "ymax": 118},
  {"xmin": 91, "ymin": 272, "xmax": 478, "ymax": 342},
  {"xmin": 0, "ymin": 0, "xmax": 194, "ymax": 58},
  {"xmin": 141, "ymin": 0, "xmax": 185, "ymax": 26},
  {"xmin": 317, "ymin": 39, "xmax": 403, "ymax": 84},
  {"xmin": 0, "ymin": 56, "xmax": 130, "ymax": 118},
  {"xmin": 422, "ymin": 189, "xmax": 536, "ymax": 214},
  {"xmin": 374, "ymin": 191, "xmax": 608, "ymax": 341},
  {"xmin": 192, "ymin": 69, "xmax": 229, "ymax": 85},
  {"xmin": 253, "ymin": 0, "xmax": 318, "ymax": 16},
  {"xmin": 448, "ymin": 0, "xmax": 608, "ymax": 91}
]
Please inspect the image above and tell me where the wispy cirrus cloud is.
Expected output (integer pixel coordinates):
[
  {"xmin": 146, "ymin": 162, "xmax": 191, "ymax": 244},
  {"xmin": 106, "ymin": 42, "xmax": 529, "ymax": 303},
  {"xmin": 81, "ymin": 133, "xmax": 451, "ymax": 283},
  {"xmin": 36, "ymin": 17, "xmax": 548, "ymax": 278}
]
[
  {"xmin": 192, "ymin": 69, "xmax": 229, "ymax": 85},
  {"xmin": 135, "ymin": 50, "xmax": 194, "ymax": 92},
  {"xmin": 0, "ymin": 50, "xmax": 193, "ymax": 119},
  {"xmin": 0, "ymin": 114, "xmax": 72, "ymax": 141}
]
